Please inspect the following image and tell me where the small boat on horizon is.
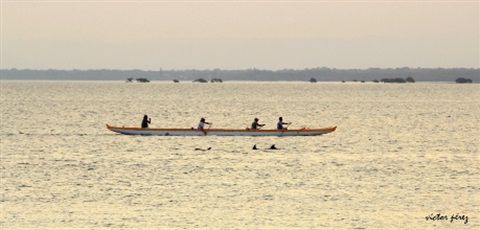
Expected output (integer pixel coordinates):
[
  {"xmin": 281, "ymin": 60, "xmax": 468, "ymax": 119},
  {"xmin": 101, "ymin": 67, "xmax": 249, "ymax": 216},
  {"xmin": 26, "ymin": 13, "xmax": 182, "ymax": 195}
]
[{"xmin": 105, "ymin": 124, "xmax": 337, "ymax": 137}]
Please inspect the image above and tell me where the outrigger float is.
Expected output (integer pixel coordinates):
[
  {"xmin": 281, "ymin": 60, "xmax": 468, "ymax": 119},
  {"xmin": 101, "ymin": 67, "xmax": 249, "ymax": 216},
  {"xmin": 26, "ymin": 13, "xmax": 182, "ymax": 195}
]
[{"xmin": 106, "ymin": 124, "xmax": 337, "ymax": 137}]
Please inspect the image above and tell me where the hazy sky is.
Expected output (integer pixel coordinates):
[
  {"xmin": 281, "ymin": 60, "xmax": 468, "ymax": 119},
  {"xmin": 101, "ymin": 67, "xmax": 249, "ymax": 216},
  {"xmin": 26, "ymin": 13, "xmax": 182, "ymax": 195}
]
[{"xmin": 2, "ymin": 1, "xmax": 479, "ymax": 70}]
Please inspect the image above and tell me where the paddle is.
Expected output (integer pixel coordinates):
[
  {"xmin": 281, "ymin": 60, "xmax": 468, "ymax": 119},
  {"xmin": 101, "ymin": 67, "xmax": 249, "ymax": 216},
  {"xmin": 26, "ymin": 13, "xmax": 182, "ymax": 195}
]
[
  {"xmin": 203, "ymin": 122, "xmax": 212, "ymax": 135},
  {"xmin": 257, "ymin": 124, "xmax": 265, "ymax": 130},
  {"xmin": 279, "ymin": 122, "xmax": 291, "ymax": 137}
]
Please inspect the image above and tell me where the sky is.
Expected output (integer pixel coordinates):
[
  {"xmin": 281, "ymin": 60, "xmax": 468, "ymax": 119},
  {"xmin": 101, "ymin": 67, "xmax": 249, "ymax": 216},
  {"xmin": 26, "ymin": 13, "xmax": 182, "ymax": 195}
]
[{"xmin": 1, "ymin": 1, "xmax": 479, "ymax": 70}]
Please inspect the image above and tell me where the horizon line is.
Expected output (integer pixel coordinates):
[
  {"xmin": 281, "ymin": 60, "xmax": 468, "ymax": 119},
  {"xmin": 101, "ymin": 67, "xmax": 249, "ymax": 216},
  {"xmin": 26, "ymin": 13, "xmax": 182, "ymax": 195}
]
[{"xmin": 3, "ymin": 67, "xmax": 479, "ymax": 71}]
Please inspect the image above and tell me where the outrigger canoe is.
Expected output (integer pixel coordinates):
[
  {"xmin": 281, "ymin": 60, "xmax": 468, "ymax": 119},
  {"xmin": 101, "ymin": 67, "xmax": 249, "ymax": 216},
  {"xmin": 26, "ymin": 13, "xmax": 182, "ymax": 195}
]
[{"xmin": 106, "ymin": 124, "xmax": 336, "ymax": 137}]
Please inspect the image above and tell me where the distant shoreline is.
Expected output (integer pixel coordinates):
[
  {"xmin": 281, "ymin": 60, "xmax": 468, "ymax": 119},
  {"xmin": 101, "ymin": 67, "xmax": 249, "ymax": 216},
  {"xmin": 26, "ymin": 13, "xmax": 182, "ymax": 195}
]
[
  {"xmin": 1, "ymin": 68, "xmax": 478, "ymax": 82},
  {"xmin": 1, "ymin": 79, "xmax": 475, "ymax": 84}
]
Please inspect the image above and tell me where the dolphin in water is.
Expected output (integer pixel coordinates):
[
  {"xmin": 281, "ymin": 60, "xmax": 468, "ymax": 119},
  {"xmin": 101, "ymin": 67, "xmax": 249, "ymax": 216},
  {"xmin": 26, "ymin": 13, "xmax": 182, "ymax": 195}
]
[
  {"xmin": 195, "ymin": 147, "xmax": 212, "ymax": 151},
  {"xmin": 252, "ymin": 144, "xmax": 278, "ymax": 150}
]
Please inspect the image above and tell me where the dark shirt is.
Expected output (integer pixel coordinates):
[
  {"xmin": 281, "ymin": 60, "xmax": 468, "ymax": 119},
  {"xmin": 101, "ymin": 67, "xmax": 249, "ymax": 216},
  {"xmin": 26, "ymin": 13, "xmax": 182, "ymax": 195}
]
[
  {"xmin": 251, "ymin": 121, "xmax": 260, "ymax": 129},
  {"xmin": 141, "ymin": 118, "xmax": 150, "ymax": 128}
]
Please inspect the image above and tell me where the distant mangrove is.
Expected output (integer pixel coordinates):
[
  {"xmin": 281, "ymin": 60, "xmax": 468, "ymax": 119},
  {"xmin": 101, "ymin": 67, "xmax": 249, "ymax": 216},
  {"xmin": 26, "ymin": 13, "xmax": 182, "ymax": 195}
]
[
  {"xmin": 193, "ymin": 78, "xmax": 208, "ymax": 83},
  {"xmin": 381, "ymin": 77, "xmax": 415, "ymax": 83},
  {"xmin": 126, "ymin": 77, "xmax": 150, "ymax": 83},
  {"xmin": 136, "ymin": 78, "xmax": 150, "ymax": 83},
  {"xmin": 455, "ymin": 78, "xmax": 473, "ymax": 83},
  {"xmin": 406, "ymin": 77, "xmax": 415, "ymax": 83},
  {"xmin": 210, "ymin": 78, "xmax": 223, "ymax": 83}
]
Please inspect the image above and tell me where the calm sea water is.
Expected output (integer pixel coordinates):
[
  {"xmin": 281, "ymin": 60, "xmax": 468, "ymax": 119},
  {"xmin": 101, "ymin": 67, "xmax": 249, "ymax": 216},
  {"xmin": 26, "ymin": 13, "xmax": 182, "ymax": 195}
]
[{"xmin": 1, "ymin": 80, "xmax": 479, "ymax": 229}]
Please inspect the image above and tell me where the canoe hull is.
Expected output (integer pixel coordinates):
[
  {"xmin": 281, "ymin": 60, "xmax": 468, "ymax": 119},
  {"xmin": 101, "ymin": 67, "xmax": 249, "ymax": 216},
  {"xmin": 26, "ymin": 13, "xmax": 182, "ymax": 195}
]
[{"xmin": 106, "ymin": 124, "xmax": 336, "ymax": 136}]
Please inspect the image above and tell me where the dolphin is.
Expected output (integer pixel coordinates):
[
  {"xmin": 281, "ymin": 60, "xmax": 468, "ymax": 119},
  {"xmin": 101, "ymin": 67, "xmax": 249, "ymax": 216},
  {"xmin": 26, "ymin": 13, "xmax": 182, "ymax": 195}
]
[
  {"xmin": 195, "ymin": 147, "xmax": 212, "ymax": 151},
  {"xmin": 252, "ymin": 144, "xmax": 278, "ymax": 150}
]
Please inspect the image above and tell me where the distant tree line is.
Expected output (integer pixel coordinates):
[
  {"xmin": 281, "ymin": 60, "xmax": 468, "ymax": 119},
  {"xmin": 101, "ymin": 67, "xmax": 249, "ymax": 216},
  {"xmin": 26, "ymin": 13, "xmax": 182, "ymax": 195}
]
[
  {"xmin": 1, "ymin": 67, "xmax": 478, "ymax": 82},
  {"xmin": 126, "ymin": 77, "xmax": 150, "ymax": 83},
  {"xmin": 381, "ymin": 77, "xmax": 416, "ymax": 83},
  {"xmin": 455, "ymin": 77, "xmax": 473, "ymax": 83}
]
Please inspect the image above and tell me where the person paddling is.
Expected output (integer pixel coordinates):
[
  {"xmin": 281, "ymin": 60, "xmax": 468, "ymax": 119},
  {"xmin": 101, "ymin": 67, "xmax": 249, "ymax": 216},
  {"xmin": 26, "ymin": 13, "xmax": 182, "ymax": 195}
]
[
  {"xmin": 251, "ymin": 118, "xmax": 265, "ymax": 130},
  {"xmin": 141, "ymin": 115, "xmax": 151, "ymax": 128},
  {"xmin": 277, "ymin": 117, "xmax": 291, "ymax": 130},
  {"xmin": 198, "ymin": 118, "xmax": 212, "ymax": 134}
]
